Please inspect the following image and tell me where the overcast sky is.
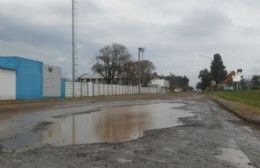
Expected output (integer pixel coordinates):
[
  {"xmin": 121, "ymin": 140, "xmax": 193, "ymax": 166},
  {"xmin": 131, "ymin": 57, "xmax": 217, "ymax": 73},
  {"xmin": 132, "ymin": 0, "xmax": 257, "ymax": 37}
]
[{"xmin": 1, "ymin": 0, "xmax": 260, "ymax": 86}]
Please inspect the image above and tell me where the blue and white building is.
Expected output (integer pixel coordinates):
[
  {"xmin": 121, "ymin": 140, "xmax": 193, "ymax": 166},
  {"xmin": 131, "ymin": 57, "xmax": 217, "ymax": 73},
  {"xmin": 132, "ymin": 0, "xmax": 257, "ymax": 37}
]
[{"xmin": 0, "ymin": 56, "xmax": 62, "ymax": 100}]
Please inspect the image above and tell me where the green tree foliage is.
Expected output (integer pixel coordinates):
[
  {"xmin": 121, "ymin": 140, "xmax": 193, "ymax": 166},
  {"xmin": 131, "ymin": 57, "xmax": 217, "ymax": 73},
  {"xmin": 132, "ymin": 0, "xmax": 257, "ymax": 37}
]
[
  {"xmin": 251, "ymin": 75, "xmax": 260, "ymax": 89},
  {"xmin": 210, "ymin": 53, "xmax": 227, "ymax": 84},
  {"xmin": 197, "ymin": 69, "xmax": 211, "ymax": 91}
]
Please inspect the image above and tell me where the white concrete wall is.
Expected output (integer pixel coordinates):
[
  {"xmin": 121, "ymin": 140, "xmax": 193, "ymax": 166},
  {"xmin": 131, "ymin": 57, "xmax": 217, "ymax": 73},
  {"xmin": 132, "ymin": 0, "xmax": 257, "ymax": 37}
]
[
  {"xmin": 64, "ymin": 81, "xmax": 161, "ymax": 98},
  {"xmin": 43, "ymin": 64, "xmax": 61, "ymax": 98},
  {"xmin": 81, "ymin": 82, "xmax": 88, "ymax": 96},
  {"xmin": 88, "ymin": 82, "xmax": 93, "ymax": 97},
  {"xmin": 0, "ymin": 69, "xmax": 16, "ymax": 100},
  {"xmin": 65, "ymin": 81, "xmax": 81, "ymax": 98}
]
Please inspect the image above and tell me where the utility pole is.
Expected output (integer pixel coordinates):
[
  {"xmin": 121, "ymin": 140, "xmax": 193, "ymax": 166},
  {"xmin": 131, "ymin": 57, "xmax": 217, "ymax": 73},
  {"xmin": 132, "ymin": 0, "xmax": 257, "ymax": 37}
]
[
  {"xmin": 72, "ymin": 0, "xmax": 77, "ymax": 98},
  {"xmin": 138, "ymin": 47, "xmax": 144, "ymax": 94}
]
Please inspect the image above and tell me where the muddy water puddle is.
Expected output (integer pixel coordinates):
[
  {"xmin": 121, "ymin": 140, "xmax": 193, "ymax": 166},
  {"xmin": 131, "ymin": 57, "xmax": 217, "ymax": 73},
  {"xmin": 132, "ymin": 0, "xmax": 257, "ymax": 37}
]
[
  {"xmin": 0, "ymin": 102, "xmax": 195, "ymax": 151},
  {"xmin": 43, "ymin": 103, "xmax": 193, "ymax": 146}
]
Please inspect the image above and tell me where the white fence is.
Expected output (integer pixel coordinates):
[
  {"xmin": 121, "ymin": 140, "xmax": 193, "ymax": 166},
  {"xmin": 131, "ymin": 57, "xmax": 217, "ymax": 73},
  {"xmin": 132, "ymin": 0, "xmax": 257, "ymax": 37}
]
[{"xmin": 65, "ymin": 81, "xmax": 162, "ymax": 98}]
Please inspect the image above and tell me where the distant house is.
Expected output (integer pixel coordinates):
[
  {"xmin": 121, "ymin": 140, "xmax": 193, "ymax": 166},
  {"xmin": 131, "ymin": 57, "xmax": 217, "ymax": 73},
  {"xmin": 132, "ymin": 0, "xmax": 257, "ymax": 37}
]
[
  {"xmin": 149, "ymin": 78, "xmax": 169, "ymax": 92},
  {"xmin": 218, "ymin": 71, "xmax": 235, "ymax": 91},
  {"xmin": 78, "ymin": 73, "xmax": 104, "ymax": 83},
  {"xmin": 219, "ymin": 70, "xmax": 247, "ymax": 91},
  {"xmin": 222, "ymin": 71, "xmax": 236, "ymax": 85}
]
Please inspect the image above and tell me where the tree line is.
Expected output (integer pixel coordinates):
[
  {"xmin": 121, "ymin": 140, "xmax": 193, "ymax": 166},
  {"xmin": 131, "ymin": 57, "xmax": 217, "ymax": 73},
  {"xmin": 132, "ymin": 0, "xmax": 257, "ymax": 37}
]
[
  {"xmin": 160, "ymin": 74, "xmax": 190, "ymax": 91},
  {"xmin": 91, "ymin": 43, "xmax": 191, "ymax": 90},
  {"xmin": 251, "ymin": 75, "xmax": 260, "ymax": 89},
  {"xmin": 196, "ymin": 53, "xmax": 260, "ymax": 91}
]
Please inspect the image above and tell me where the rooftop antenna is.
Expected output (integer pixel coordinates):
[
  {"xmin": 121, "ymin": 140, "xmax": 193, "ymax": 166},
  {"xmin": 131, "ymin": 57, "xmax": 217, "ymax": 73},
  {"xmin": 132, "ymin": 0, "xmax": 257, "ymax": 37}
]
[{"xmin": 72, "ymin": 0, "xmax": 78, "ymax": 98}]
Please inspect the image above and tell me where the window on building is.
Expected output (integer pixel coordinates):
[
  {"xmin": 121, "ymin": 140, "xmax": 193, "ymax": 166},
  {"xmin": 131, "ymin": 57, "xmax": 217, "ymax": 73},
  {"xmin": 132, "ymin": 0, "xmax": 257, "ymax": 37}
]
[{"xmin": 48, "ymin": 67, "xmax": 53, "ymax": 73}]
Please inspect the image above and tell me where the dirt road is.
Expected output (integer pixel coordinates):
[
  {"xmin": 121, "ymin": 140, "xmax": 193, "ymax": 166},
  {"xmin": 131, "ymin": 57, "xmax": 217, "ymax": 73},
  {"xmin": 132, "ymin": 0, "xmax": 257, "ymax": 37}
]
[{"xmin": 0, "ymin": 94, "xmax": 259, "ymax": 168}]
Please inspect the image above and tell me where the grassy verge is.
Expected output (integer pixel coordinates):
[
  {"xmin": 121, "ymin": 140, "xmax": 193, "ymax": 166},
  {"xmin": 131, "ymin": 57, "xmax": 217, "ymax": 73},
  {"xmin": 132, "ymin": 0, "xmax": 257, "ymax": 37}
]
[{"xmin": 212, "ymin": 90, "xmax": 260, "ymax": 108}]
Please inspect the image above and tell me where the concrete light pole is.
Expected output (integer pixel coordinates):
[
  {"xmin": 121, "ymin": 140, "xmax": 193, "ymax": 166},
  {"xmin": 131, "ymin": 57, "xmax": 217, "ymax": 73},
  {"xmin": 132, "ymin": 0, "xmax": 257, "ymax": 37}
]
[
  {"xmin": 138, "ymin": 47, "xmax": 145, "ymax": 94},
  {"xmin": 72, "ymin": 0, "xmax": 76, "ymax": 98},
  {"xmin": 71, "ymin": 0, "xmax": 78, "ymax": 99}
]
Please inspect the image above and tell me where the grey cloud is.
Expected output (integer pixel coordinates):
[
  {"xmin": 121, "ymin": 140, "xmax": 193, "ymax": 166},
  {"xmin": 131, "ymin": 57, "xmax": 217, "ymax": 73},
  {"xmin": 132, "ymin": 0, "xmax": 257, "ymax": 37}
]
[
  {"xmin": 1, "ymin": 0, "xmax": 260, "ymax": 86},
  {"xmin": 174, "ymin": 8, "xmax": 232, "ymax": 39},
  {"xmin": 46, "ymin": 0, "xmax": 101, "ymax": 17},
  {"xmin": 0, "ymin": 14, "xmax": 70, "ymax": 51}
]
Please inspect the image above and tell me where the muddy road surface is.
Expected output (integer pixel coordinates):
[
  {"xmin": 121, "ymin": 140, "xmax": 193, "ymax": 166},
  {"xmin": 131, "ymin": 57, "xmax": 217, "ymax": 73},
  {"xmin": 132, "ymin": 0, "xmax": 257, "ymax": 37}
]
[{"xmin": 0, "ymin": 94, "xmax": 259, "ymax": 168}]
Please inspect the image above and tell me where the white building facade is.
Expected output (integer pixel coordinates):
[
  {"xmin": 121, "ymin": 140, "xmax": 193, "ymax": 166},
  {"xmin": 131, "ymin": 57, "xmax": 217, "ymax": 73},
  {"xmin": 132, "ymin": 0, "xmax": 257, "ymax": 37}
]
[
  {"xmin": 149, "ymin": 79, "xmax": 170, "ymax": 93},
  {"xmin": 43, "ymin": 64, "xmax": 62, "ymax": 98}
]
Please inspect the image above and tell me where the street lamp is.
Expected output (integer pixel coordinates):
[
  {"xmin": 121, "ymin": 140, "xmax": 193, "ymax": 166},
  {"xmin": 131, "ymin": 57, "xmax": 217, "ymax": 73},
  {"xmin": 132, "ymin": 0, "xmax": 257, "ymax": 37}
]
[
  {"xmin": 138, "ymin": 47, "xmax": 145, "ymax": 94},
  {"xmin": 72, "ymin": 0, "xmax": 77, "ymax": 99}
]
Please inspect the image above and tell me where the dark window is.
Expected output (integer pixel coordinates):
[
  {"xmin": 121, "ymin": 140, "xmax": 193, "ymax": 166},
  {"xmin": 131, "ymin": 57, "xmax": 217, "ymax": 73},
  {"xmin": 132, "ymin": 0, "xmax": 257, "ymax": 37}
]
[{"xmin": 48, "ymin": 67, "xmax": 53, "ymax": 72}]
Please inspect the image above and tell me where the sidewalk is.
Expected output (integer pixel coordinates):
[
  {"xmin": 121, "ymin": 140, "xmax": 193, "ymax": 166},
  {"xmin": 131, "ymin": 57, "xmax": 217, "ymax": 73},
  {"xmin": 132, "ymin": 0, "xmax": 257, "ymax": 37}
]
[{"xmin": 210, "ymin": 96, "xmax": 260, "ymax": 124}]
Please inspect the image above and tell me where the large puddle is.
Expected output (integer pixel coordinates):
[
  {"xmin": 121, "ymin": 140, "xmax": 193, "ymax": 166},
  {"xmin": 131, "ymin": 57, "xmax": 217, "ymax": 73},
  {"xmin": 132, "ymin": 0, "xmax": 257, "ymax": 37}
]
[
  {"xmin": 43, "ymin": 103, "xmax": 193, "ymax": 146},
  {"xmin": 0, "ymin": 102, "xmax": 195, "ymax": 151}
]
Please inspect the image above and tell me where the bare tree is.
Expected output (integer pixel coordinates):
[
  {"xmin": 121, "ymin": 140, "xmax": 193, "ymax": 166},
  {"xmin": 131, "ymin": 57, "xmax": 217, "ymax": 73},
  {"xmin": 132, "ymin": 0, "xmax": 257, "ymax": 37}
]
[
  {"xmin": 92, "ymin": 43, "xmax": 131, "ymax": 84},
  {"xmin": 120, "ymin": 60, "xmax": 138, "ymax": 85},
  {"xmin": 121, "ymin": 59, "xmax": 156, "ymax": 86},
  {"xmin": 139, "ymin": 60, "xmax": 156, "ymax": 86}
]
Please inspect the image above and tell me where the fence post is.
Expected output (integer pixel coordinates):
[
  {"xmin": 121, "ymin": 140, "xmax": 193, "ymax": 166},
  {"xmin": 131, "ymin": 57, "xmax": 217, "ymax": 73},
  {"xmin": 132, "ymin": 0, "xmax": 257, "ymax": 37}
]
[
  {"xmin": 93, "ymin": 82, "xmax": 95, "ymax": 97},
  {"xmin": 115, "ymin": 83, "xmax": 117, "ymax": 95},
  {"xmin": 87, "ymin": 81, "xmax": 89, "ymax": 97},
  {"xmin": 98, "ymin": 81, "xmax": 100, "ymax": 96},
  {"xmin": 103, "ymin": 83, "xmax": 105, "ymax": 96},
  {"xmin": 111, "ymin": 84, "xmax": 113, "ymax": 96},
  {"xmin": 106, "ymin": 84, "xmax": 110, "ymax": 96},
  {"xmin": 80, "ymin": 81, "xmax": 82, "ymax": 97}
]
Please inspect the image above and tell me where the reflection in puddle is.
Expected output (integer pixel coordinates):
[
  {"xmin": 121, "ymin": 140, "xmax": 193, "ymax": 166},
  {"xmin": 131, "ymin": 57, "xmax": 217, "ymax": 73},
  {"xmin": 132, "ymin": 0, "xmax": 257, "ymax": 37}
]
[{"xmin": 43, "ymin": 103, "xmax": 194, "ymax": 146}]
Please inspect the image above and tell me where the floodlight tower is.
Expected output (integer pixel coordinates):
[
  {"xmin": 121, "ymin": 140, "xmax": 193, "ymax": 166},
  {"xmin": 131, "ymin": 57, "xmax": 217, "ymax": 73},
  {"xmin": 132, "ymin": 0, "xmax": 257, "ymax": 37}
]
[{"xmin": 72, "ymin": 0, "xmax": 77, "ymax": 98}]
